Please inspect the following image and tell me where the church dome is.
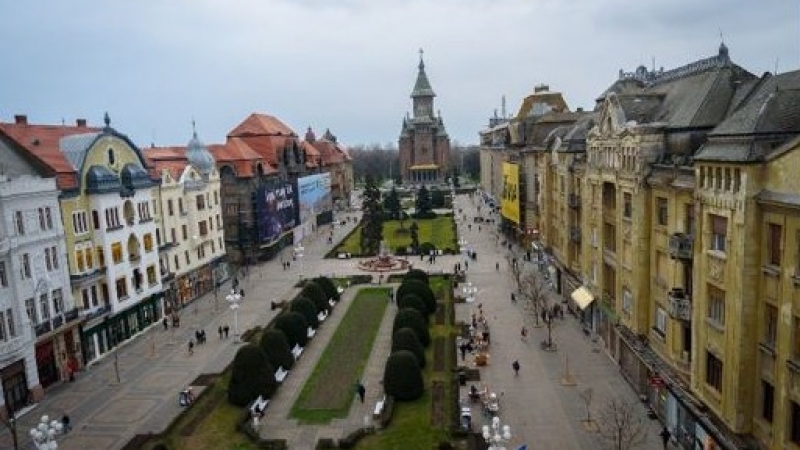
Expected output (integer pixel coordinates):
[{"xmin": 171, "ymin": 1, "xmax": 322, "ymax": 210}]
[{"xmin": 186, "ymin": 131, "xmax": 215, "ymax": 176}]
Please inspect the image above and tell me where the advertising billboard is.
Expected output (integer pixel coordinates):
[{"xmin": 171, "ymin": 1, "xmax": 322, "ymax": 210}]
[
  {"xmin": 297, "ymin": 173, "xmax": 333, "ymax": 223},
  {"xmin": 501, "ymin": 162, "xmax": 520, "ymax": 224},
  {"xmin": 256, "ymin": 182, "xmax": 297, "ymax": 243}
]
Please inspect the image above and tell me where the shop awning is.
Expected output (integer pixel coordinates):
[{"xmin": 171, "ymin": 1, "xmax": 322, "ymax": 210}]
[{"xmin": 571, "ymin": 286, "xmax": 595, "ymax": 310}]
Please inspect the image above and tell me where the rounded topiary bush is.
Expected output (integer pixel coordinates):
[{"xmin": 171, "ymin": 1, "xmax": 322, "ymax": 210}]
[
  {"xmin": 418, "ymin": 242, "xmax": 436, "ymax": 255},
  {"xmin": 393, "ymin": 308, "xmax": 430, "ymax": 346},
  {"xmin": 301, "ymin": 281, "xmax": 330, "ymax": 313},
  {"xmin": 392, "ymin": 327, "xmax": 426, "ymax": 368},
  {"xmin": 274, "ymin": 311, "xmax": 309, "ymax": 348},
  {"xmin": 397, "ymin": 279, "xmax": 436, "ymax": 315},
  {"xmin": 313, "ymin": 276, "xmax": 340, "ymax": 302},
  {"xmin": 291, "ymin": 296, "xmax": 319, "ymax": 329},
  {"xmin": 384, "ymin": 350, "xmax": 424, "ymax": 401},
  {"xmin": 259, "ymin": 328, "xmax": 294, "ymax": 370},
  {"xmin": 397, "ymin": 294, "xmax": 428, "ymax": 320},
  {"xmin": 228, "ymin": 344, "xmax": 276, "ymax": 406},
  {"xmin": 403, "ymin": 268, "xmax": 429, "ymax": 285}
]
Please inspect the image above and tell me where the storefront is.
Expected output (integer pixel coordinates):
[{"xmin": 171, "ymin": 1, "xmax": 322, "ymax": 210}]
[{"xmin": 1, "ymin": 360, "xmax": 29, "ymax": 415}]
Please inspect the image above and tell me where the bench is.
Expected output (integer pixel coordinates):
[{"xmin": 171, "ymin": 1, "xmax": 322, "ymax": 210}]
[
  {"xmin": 307, "ymin": 327, "xmax": 316, "ymax": 338},
  {"xmin": 373, "ymin": 395, "xmax": 387, "ymax": 419},
  {"xmin": 336, "ymin": 287, "xmax": 344, "ymax": 294},
  {"xmin": 328, "ymin": 299, "xmax": 337, "ymax": 308},
  {"xmin": 249, "ymin": 395, "xmax": 269, "ymax": 417},
  {"xmin": 317, "ymin": 310, "xmax": 328, "ymax": 322},
  {"xmin": 275, "ymin": 366, "xmax": 288, "ymax": 383},
  {"xmin": 292, "ymin": 344, "xmax": 304, "ymax": 360}
]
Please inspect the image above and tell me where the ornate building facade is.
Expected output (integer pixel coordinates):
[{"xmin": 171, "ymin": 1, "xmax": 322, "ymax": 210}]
[{"xmin": 399, "ymin": 52, "xmax": 451, "ymax": 185}]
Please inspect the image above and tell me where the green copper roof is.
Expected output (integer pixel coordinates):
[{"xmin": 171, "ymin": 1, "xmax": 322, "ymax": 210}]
[{"xmin": 411, "ymin": 56, "xmax": 436, "ymax": 98}]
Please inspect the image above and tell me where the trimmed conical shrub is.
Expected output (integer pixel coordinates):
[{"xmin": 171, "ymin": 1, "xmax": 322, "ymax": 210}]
[
  {"xmin": 313, "ymin": 276, "xmax": 341, "ymax": 301},
  {"xmin": 291, "ymin": 296, "xmax": 319, "ymax": 329},
  {"xmin": 301, "ymin": 281, "xmax": 330, "ymax": 313},
  {"xmin": 274, "ymin": 311, "xmax": 309, "ymax": 348},
  {"xmin": 397, "ymin": 294, "xmax": 428, "ymax": 320},
  {"xmin": 403, "ymin": 268, "xmax": 429, "ymax": 285},
  {"xmin": 392, "ymin": 327, "xmax": 426, "ymax": 368},
  {"xmin": 259, "ymin": 328, "xmax": 294, "ymax": 370},
  {"xmin": 397, "ymin": 279, "xmax": 436, "ymax": 315},
  {"xmin": 228, "ymin": 344, "xmax": 276, "ymax": 406},
  {"xmin": 384, "ymin": 350, "xmax": 424, "ymax": 401},
  {"xmin": 393, "ymin": 308, "xmax": 430, "ymax": 347}
]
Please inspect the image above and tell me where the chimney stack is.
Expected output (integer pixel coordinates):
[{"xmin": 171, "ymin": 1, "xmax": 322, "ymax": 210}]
[
  {"xmin": 76, "ymin": 119, "xmax": 87, "ymax": 127},
  {"xmin": 14, "ymin": 115, "xmax": 27, "ymax": 125}
]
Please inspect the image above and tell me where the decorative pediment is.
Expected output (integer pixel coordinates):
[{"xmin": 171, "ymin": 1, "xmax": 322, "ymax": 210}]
[{"xmin": 595, "ymin": 93, "xmax": 627, "ymax": 137}]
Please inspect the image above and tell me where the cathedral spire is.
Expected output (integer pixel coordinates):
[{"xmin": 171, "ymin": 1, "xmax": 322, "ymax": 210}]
[{"xmin": 411, "ymin": 48, "xmax": 436, "ymax": 98}]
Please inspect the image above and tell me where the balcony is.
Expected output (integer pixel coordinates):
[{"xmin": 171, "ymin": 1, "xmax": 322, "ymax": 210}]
[
  {"xmin": 668, "ymin": 233, "xmax": 694, "ymax": 260},
  {"xmin": 667, "ymin": 288, "xmax": 692, "ymax": 321},
  {"xmin": 569, "ymin": 226, "xmax": 582, "ymax": 244},
  {"xmin": 70, "ymin": 267, "xmax": 107, "ymax": 285},
  {"xmin": 568, "ymin": 193, "xmax": 581, "ymax": 209}
]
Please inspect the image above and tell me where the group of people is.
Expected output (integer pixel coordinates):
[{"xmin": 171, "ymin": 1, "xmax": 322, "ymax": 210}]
[{"xmin": 187, "ymin": 324, "xmax": 231, "ymax": 355}]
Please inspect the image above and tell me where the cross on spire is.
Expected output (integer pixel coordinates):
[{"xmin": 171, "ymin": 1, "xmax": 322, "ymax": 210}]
[
  {"xmin": 418, "ymin": 48, "xmax": 425, "ymax": 69},
  {"xmin": 191, "ymin": 118, "xmax": 197, "ymax": 138}
]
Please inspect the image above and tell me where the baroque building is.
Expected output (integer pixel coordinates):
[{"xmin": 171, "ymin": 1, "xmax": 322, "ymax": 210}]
[
  {"xmin": 481, "ymin": 44, "xmax": 800, "ymax": 449},
  {"xmin": 146, "ymin": 126, "xmax": 228, "ymax": 316},
  {"xmin": 399, "ymin": 52, "xmax": 451, "ymax": 185}
]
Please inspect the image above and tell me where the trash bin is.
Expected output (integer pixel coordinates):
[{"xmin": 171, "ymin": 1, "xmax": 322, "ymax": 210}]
[{"xmin": 458, "ymin": 372, "xmax": 467, "ymax": 386}]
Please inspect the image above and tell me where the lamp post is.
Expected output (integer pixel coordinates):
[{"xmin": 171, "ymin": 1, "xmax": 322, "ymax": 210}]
[
  {"xmin": 29, "ymin": 415, "xmax": 63, "ymax": 450},
  {"xmin": 226, "ymin": 289, "xmax": 242, "ymax": 343},
  {"xmin": 294, "ymin": 244, "xmax": 305, "ymax": 281},
  {"xmin": 482, "ymin": 416, "xmax": 512, "ymax": 450}
]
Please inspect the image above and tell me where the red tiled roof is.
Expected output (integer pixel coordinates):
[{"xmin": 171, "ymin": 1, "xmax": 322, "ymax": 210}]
[
  {"xmin": 312, "ymin": 138, "xmax": 349, "ymax": 165},
  {"xmin": 145, "ymin": 146, "xmax": 189, "ymax": 180},
  {"xmin": 209, "ymin": 140, "xmax": 276, "ymax": 177},
  {"xmin": 0, "ymin": 119, "xmax": 100, "ymax": 190},
  {"xmin": 228, "ymin": 113, "xmax": 296, "ymax": 138},
  {"xmin": 300, "ymin": 141, "xmax": 320, "ymax": 168}
]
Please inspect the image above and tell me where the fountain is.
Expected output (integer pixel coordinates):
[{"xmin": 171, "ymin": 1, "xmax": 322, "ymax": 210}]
[{"xmin": 358, "ymin": 241, "xmax": 410, "ymax": 272}]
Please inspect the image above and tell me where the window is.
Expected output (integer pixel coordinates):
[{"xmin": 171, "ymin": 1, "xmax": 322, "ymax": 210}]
[
  {"xmin": 111, "ymin": 242, "xmax": 123, "ymax": 264},
  {"xmin": 622, "ymin": 289, "xmax": 632, "ymax": 314},
  {"xmin": 185, "ymin": 251, "xmax": 190, "ymax": 265},
  {"xmin": 52, "ymin": 289, "xmax": 63, "ymax": 315},
  {"xmin": 92, "ymin": 210, "xmax": 100, "ymax": 229},
  {"xmin": 0, "ymin": 262, "xmax": 7, "ymax": 287},
  {"xmin": 6, "ymin": 309, "xmax": 14, "ymax": 337},
  {"xmin": 792, "ymin": 401, "xmax": 800, "ymax": 444},
  {"xmin": 171, "ymin": 228, "xmax": 177, "ymax": 244},
  {"xmin": 168, "ymin": 199, "xmax": 174, "ymax": 216},
  {"xmin": 214, "ymin": 191, "xmax": 219, "ymax": 205},
  {"xmin": 710, "ymin": 214, "xmax": 727, "ymax": 252},
  {"xmin": 216, "ymin": 215, "xmax": 222, "ymax": 229},
  {"xmin": 147, "ymin": 265, "xmax": 157, "ymax": 285},
  {"xmin": 174, "ymin": 255, "xmax": 180, "ymax": 271},
  {"xmin": 182, "ymin": 225, "xmax": 188, "ymax": 240},
  {"xmin": 655, "ymin": 307, "xmax": 668, "ymax": 335},
  {"xmin": 45, "ymin": 207, "xmax": 53, "ymax": 229},
  {"xmin": 767, "ymin": 223, "xmax": 781, "ymax": 266},
  {"xmin": 25, "ymin": 297, "xmax": 37, "ymax": 323},
  {"xmin": 115, "ymin": 277, "xmax": 128, "ymax": 299},
  {"xmin": 0, "ymin": 311, "xmax": 5, "ymax": 341},
  {"xmin": 196, "ymin": 194, "xmax": 206, "ymax": 211},
  {"xmin": 97, "ymin": 247, "xmax": 105, "ymax": 268},
  {"xmin": 198, "ymin": 221, "xmax": 208, "ymax": 237},
  {"xmin": 708, "ymin": 285, "xmax": 725, "ymax": 326},
  {"xmin": 686, "ymin": 203, "xmax": 695, "ymax": 235},
  {"xmin": 73, "ymin": 211, "xmax": 88, "ymax": 234},
  {"xmin": 20, "ymin": 253, "xmax": 31, "ymax": 279},
  {"xmin": 144, "ymin": 234, "xmax": 153, "ymax": 252},
  {"xmin": 75, "ymin": 249, "xmax": 85, "ymax": 272},
  {"xmin": 179, "ymin": 198, "xmax": 185, "ymax": 215},
  {"xmin": 45, "ymin": 247, "xmax": 53, "ymax": 271},
  {"xmin": 15, "ymin": 211, "xmax": 25, "ymax": 235},
  {"xmin": 38, "ymin": 208, "xmax": 46, "ymax": 230},
  {"xmin": 706, "ymin": 352, "xmax": 723, "ymax": 391},
  {"xmin": 623, "ymin": 193, "xmax": 632, "ymax": 219},
  {"xmin": 603, "ymin": 222, "xmax": 616, "ymax": 252},
  {"xmin": 39, "ymin": 294, "xmax": 50, "ymax": 320},
  {"xmin": 765, "ymin": 304, "xmax": 778, "ymax": 347},
  {"xmin": 761, "ymin": 380, "xmax": 774, "ymax": 422},
  {"xmin": 84, "ymin": 247, "xmax": 92, "ymax": 269},
  {"xmin": 108, "ymin": 148, "xmax": 115, "ymax": 165},
  {"xmin": 656, "ymin": 197, "xmax": 668, "ymax": 226}
]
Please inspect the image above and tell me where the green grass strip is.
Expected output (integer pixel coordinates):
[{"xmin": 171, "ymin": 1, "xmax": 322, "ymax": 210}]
[{"xmin": 290, "ymin": 287, "xmax": 390, "ymax": 423}]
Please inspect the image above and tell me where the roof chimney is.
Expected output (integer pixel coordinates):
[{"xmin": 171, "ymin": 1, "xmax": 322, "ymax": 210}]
[
  {"xmin": 76, "ymin": 118, "xmax": 87, "ymax": 127},
  {"xmin": 14, "ymin": 115, "xmax": 27, "ymax": 125},
  {"xmin": 534, "ymin": 84, "xmax": 549, "ymax": 93}
]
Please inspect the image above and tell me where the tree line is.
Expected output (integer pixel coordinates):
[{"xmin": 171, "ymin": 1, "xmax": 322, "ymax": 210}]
[{"xmin": 347, "ymin": 143, "xmax": 481, "ymax": 185}]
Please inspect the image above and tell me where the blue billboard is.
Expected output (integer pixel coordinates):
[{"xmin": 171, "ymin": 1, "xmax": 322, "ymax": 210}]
[
  {"xmin": 297, "ymin": 173, "xmax": 332, "ymax": 223},
  {"xmin": 256, "ymin": 182, "xmax": 297, "ymax": 243}
]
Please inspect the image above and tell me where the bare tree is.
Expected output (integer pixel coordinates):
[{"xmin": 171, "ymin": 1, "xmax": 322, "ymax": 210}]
[
  {"xmin": 518, "ymin": 267, "xmax": 548, "ymax": 326},
  {"xmin": 597, "ymin": 399, "xmax": 647, "ymax": 450}
]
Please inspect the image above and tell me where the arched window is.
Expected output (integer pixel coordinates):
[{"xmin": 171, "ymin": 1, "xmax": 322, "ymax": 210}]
[{"xmin": 108, "ymin": 148, "xmax": 115, "ymax": 166}]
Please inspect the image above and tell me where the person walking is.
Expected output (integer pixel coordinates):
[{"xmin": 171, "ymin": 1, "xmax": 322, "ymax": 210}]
[
  {"xmin": 659, "ymin": 426, "xmax": 671, "ymax": 449},
  {"xmin": 218, "ymin": 325, "xmax": 224, "ymax": 339},
  {"xmin": 223, "ymin": 324, "xmax": 230, "ymax": 339},
  {"xmin": 188, "ymin": 340, "xmax": 194, "ymax": 356},
  {"xmin": 512, "ymin": 360, "xmax": 520, "ymax": 376},
  {"xmin": 356, "ymin": 381, "xmax": 366, "ymax": 403},
  {"xmin": 61, "ymin": 414, "xmax": 72, "ymax": 433},
  {"xmin": 520, "ymin": 326, "xmax": 528, "ymax": 341},
  {"xmin": 162, "ymin": 317, "xmax": 169, "ymax": 330}
]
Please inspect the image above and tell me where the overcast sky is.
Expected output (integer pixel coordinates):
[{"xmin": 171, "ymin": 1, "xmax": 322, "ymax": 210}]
[{"xmin": 1, "ymin": 0, "xmax": 797, "ymax": 148}]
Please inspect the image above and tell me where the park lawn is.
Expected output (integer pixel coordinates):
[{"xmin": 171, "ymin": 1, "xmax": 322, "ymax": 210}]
[
  {"xmin": 335, "ymin": 216, "xmax": 457, "ymax": 256},
  {"xmin": 290, "ymin": 287, "xmax": 390, "ymax": 423}
]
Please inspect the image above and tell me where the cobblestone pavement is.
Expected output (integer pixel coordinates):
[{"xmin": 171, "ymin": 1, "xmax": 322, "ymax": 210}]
[{"xmin": 0, "ymin": 193, "xmax": 668, "ymax": 450}]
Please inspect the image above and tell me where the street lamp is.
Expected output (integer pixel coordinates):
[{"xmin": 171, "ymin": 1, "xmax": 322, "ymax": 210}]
[
  {"xmin": 226, "ymin": 289, "xmax": 242, "ymax": 343},
  {"xmin": 482, "ymin": 416, "xmax": 512, "ymax": 450},
  {"xmin": 29, "ymin": 415, "xmax": 63, "ymax": 450},
  {"xmin": 294, "ymin": 244, "xmax": 305, "ymax": 281}
]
